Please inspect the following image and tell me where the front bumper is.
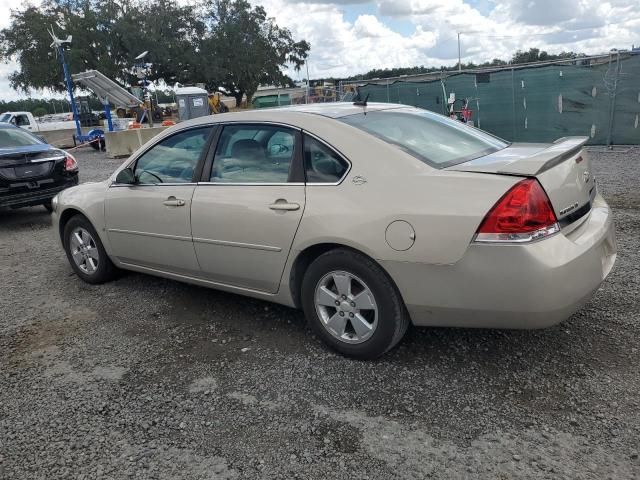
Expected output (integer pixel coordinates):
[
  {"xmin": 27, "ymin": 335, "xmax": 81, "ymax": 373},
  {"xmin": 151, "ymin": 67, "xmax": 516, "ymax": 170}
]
[
  {"xmin": 0, "ymin": 176, "xmax": 79, "ymax": 209},
  {"xmin": 382, "ymin": 194, "xmax": 617, "ymax": 329}
]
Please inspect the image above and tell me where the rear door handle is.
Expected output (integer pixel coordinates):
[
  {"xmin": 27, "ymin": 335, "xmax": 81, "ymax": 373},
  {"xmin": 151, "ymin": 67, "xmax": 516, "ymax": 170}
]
[
  {"xmin": 269, "ymin": 200, "xmax": 300, "ymax": 211},
  {"xmin": 163, "ymin": 196, "xmax": 185, "ymax": 207}
]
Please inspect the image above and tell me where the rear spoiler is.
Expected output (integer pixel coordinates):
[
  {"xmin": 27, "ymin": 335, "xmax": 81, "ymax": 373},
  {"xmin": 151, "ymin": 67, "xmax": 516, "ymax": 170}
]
[
  {"xmin": 496, "ymin": 137, "xmax": 589, "ymax": 176},
  {"xmin": 449, "ymin": 136, "xmax": 589, "ymax": 177}
]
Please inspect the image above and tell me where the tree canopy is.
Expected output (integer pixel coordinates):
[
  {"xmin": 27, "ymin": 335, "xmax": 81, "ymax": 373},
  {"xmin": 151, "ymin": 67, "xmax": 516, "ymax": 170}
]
[
  {"xmin": 0, "ymin": 0, "xmax": 309, "ymax": 104},
  {"xmin": 510, "ymin": 47, "xmax": 581, "ymax": 64}
]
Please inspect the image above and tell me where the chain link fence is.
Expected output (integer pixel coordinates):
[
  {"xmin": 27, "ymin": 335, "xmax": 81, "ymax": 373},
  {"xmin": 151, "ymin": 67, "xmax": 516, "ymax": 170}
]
[{"xmin": 346, "ymin": 52, "xmax": 640, "ymax": 145}]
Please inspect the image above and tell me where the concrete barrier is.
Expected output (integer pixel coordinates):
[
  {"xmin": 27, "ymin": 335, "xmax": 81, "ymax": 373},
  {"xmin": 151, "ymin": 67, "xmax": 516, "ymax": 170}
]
[
  {"xmin": 39, "ymin": 128, "xmax": 77, "ymax": 149},
  {"xmin": 105, "ymin": 127, "xmax": 168, "ymax": 158}
]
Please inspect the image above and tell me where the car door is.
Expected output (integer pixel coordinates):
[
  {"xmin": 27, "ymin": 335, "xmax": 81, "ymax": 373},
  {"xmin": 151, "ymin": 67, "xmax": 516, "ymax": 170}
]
[
  {"xmin": 191, "ymin": 123, "xmax": 305, "ymax": 293},
  {"xmin": 104, "ymin": 126, "xmax": 214, "ymax": 274},
  {"xmin": 15, "ymin": 114, "xmax": 33, "ymax": 131}
]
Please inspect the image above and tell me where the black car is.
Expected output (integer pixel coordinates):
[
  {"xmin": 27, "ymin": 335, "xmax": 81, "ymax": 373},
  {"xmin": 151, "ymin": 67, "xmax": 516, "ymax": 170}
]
[{"xmin": 0, "ymin": 123, "xmax": 78, "ymax": 211}]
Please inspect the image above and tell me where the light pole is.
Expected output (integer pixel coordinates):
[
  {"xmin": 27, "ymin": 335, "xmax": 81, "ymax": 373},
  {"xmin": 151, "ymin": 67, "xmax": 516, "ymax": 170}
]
[
  {"xmin": 305, "ymin": 59, "xmax": 311, "ymax": 104},
  {"xmin": 458, "ymin": 32, "xmax": 462, "ymax": 72}
]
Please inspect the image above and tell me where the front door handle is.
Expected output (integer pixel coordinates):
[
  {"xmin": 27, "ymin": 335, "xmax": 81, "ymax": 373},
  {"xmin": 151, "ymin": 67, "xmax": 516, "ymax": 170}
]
[
  {"xmin": 163, "ymin": 196, "xmax": 185, "ymax": 207},
  {"xmin": 269, "ymin": 199, "xmax": 300, "ymax": 211}
]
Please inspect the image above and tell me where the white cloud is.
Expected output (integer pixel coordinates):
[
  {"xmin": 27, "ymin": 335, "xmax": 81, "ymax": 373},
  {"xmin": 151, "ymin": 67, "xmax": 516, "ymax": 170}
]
[
  {"xmin": 353, "ymin": 15, "xmax": 391, "ymax": 38},
  {"xmin": 1, "ymin": 0, "xmax": 639, "ymax": 101},
  {"xmin": 0, "ymin": 0, "xmax": 54, "ymax": 102},
  {"xmin": 265, "ymin": 0, "xmax": 640, "ymax": 79}
]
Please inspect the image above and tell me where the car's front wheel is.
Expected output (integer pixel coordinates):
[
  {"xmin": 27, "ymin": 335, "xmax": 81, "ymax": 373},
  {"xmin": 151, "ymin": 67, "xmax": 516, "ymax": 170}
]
[
  {"xmin": 301, "ymin": 249, "xmax": 409, "ymax": 359},
  {"xmin": 63, "ymin": 215, "xmax": 117, "ymax": 284}
]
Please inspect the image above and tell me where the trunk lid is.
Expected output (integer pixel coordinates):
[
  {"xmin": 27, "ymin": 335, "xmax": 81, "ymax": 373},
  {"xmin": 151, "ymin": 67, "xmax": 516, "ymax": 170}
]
[
  {"xmin": 449, "ymin": 137, "xmax": 595, "ymax": 226},
  {"xmin": 0, "ymin": 146, "xmax": 65, "ymax": 182}
]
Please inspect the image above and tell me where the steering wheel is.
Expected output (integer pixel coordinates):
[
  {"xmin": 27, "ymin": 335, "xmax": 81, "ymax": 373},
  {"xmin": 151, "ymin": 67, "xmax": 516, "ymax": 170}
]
[{"xmin": 137, "ymin": 170, "xmax": 163, "ymax": 184}]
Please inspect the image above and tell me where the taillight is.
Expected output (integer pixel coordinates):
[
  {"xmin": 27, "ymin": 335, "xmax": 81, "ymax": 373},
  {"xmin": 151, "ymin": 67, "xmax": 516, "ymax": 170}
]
[
  {"xmin": 64, "ymin": 153, "xmax": 78, "ymax": 172},
  {"xmin": 474, "ymin": 178, "xmax": 559, "ymax": 243}
]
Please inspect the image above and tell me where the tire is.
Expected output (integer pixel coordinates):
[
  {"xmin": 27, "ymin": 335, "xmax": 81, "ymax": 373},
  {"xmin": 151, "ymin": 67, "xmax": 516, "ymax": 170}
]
[
  {"xmin": 63, "ymin": 215, "xmax": 117, "ymax": 284},
  {"xmin": 89, "ymin": 137, "xmax": 105, "ymax": 151},
  {"xmin": 301, "ymin": 248, "xmax": 410, "ymax": 359},
  {"xmin": 43, "ymin": 201, "xmax": 53, "ymax": 213}
]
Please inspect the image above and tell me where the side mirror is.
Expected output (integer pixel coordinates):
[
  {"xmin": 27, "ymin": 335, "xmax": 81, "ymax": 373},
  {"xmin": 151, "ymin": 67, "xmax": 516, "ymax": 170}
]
[{"xmin": 115, "ymin": 167, "xmax": 136, "ymax": 185}]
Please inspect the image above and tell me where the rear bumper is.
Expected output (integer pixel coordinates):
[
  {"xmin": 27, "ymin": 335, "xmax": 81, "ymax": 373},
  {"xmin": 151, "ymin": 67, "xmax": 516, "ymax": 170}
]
[
  {"xmin": 381, "ymin": 194, "xmax": 616, "ymax": 329},
  {"xmin": 0, "ymin": 176, "xmax": 79, "ymax": 208}
]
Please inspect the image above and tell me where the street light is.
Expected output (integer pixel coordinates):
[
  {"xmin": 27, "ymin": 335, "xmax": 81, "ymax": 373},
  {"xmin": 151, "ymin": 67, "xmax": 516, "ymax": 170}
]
[
  {"xmin": 458, "ymin": 32, "xmax": 462, "ymax": 72},
  {"xmin": 305, "ymin": 58, "xmax": 311, "ymax": 104}
]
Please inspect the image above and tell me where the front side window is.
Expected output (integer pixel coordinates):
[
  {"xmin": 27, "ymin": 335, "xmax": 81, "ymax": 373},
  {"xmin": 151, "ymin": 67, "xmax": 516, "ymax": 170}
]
[
  {"xmin": 211, "ymin": 124, "xmax": 296, "ymax": 183},
  {"xmin": 340, "ymin": 108, "xmax": 508, "ymax": 168},
  {"xmin": 134, "ymin": 126, "xmax": 212, "ymax": 184},
  {"xmin": 304, "ymin": 135, "xmax": 348, "ymax": 183},
  {"xmin": 15, "ymin": 114, "xmax": 30, "ymax": 126}
]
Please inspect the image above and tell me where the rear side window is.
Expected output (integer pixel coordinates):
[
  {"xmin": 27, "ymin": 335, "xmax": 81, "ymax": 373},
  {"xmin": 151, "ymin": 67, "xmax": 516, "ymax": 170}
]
[
  {"xmin": 211, "ymin": 124, "xmax": 296, "ymax": 183},
  {"xmin": 0, "ymin": 127, "xmax": 43, "ymax": 147},
  {"xmin": 340, "ymin": 108, "xmax": 508, "ymax": 168},
  {"xmin": 304, "ymin": 135, "xmax": 348, "ymax": 183}
]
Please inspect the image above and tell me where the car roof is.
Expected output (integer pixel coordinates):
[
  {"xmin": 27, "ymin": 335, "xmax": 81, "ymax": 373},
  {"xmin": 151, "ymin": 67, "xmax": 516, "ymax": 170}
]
[
  {"xmin": 178, "ymin": 101, "xmax": 413, "ymax": 132},
  {"xmin": 258, "ymin": 102, "xmax": 409, "ymax": 118},
  {"xmin": 0, "ymin": 122, "xmax": 19, "ymax": 130}
]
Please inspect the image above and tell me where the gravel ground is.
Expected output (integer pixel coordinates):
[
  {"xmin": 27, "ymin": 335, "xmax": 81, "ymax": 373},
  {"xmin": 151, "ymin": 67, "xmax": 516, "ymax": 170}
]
[{"xmin": 1, "ymin": 146, "xmax": 638, "ymax": 479}]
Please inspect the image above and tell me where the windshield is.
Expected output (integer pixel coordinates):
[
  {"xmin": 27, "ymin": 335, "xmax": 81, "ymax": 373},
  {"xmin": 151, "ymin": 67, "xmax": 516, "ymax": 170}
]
[
  {"xmin": 0, "ymin": 113, "xmax": 12, "ymax": 123},
  {"xmin": 340, "ymin": 108, "xmax": 508, "ymax": 168},
  {"xmin": 0, "ymin": 127, "xmax": 44, "ymax": 148}
]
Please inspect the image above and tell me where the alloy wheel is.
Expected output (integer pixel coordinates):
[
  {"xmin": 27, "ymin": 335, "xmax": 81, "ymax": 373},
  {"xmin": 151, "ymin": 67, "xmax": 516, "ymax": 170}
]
[
  {"xmin": 314, "ymin": 271, "xmax": 378, "ymax": 344},
  {"xmin": 69, "ymin": 227, "xmax": 100, "ymax": 275}
]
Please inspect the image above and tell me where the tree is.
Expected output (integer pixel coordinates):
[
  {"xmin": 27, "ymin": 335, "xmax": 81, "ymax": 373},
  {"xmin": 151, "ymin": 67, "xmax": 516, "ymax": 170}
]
[
  {"xmin": 33, "ymin": 107, "xmax": 47, "ymax": 117},
  {"xmin": 1, "ymin": 0, "xmax": 309, "ymax": 107},
  {"xmin": 510, "ymin": 47, "xmax": 578, "ymax": 65},
  {"xmin": 201, "ymin": 0, "xmax": 309, "ymax": 106},
  {"xmin": 0, "ymin": 0, "xmax": 206, "ymax": 94}
]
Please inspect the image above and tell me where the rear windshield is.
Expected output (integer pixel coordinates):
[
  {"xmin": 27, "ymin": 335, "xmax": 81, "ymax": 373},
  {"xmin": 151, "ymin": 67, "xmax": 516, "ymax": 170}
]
[
  {"xmin": 0, "ymin": 127, "xmax": 44, "ymax": 148},
  {"xmin": 340, "ymin": 108, "xmax": 508, "ymax": 168}
]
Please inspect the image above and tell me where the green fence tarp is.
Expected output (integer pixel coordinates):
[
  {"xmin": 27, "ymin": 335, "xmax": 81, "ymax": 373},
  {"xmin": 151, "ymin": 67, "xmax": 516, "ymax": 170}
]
[
  {"xmin": 253, "ymin": 94, "xmax": 291, "ymax": 109},
  {"xmin": 357, "ymin": 53, "xmax": 640, "ymax": 145}
]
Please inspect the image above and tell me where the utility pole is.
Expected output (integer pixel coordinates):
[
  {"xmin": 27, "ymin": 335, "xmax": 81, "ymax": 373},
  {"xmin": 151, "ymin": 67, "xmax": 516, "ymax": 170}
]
[
  {"xmin": 305, "ymin": 59, "xmax": 310, "ymax": 104},
  {"xmin": 458, "ymin": 32, "xmax": 462, "ymax": 72}
]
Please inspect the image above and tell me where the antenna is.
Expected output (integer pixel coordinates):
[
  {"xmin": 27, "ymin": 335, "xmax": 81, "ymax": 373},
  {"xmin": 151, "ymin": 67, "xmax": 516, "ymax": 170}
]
[
  {"xmin": 47, "ymin": 25, "xmax": 83, "ymax": 141},
  {"xmin": 48, "ymin": 26, "xmax": 72, "ymax": 50}
]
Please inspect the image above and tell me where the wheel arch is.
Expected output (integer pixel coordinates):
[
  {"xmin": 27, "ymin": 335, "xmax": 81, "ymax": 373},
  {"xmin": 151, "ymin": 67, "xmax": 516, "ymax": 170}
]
[
  {"xmin": 58, "ymin": 206, "xmax": 109, "ymax": 252},
  {"xmin": 58, "ymin": 207, "xmax": 86, "ymax": 243},
  {"xmin": 288, "ymin": 242, "xmax": 406, "ymax": 311}
]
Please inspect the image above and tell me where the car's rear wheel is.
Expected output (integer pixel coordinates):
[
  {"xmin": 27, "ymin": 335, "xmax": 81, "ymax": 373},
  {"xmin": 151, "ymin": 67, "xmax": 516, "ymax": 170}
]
[
  {"xmin": 301, "ymin": 248, "xmax": 409, "ymax": 359},
  {"xmin": 63, "ymin": 215, "xmax": 117, "ymax": 284}
]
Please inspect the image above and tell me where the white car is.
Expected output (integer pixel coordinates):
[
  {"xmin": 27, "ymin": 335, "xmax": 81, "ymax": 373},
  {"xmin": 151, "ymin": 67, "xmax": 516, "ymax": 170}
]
[{"xmin": 52, "ymin": 103, "xmax": 616, "ymax": 358}]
